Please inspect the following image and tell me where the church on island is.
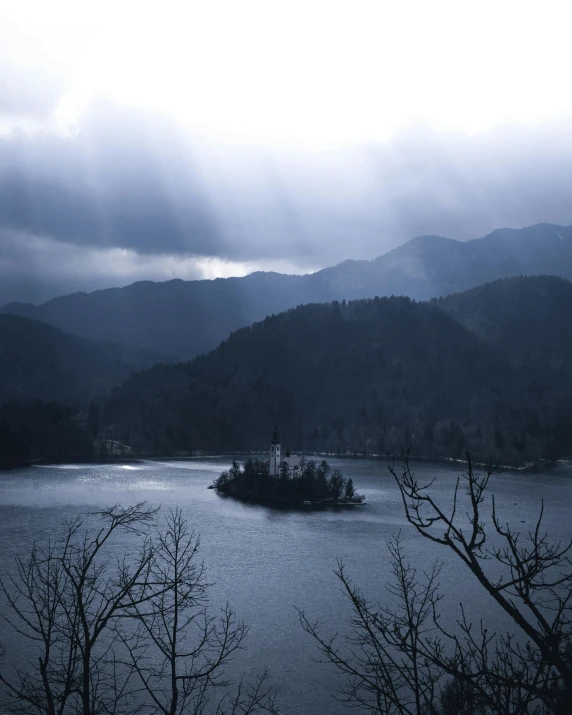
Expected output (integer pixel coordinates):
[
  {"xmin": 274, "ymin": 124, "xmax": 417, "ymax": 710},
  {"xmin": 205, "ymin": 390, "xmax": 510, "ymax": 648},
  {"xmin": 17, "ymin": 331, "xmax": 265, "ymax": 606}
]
[
  {"xmin": 214, "ymin": 426, "xmax": 362, "ymax": 506},
  {"xmin": 268, "ymin": 426, "xmax": 302, "ymax": 477}
]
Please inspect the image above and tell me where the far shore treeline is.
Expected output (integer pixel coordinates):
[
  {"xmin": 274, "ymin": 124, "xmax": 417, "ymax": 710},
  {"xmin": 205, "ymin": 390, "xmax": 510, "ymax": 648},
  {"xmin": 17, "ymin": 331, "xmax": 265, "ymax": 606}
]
[{"xmin": 2, "ymin": 276, "xmax": 572, "ymax": 466}]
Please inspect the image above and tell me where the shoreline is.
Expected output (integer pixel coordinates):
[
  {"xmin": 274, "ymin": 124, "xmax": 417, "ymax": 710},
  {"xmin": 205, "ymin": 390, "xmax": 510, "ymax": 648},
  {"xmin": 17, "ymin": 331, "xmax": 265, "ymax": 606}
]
[
  {"xmin": 0, "ymin": 452, "xmax": 564, "ymax": 474},
  {"xmin": 0, "ymin": 455, "xmax": 143, "ymax": 471},
  {"xmin": 215, "ymin": 489, "xmax": 366, "ymax": 510},
  {"xmin": 140, "ymin": 451, "xmax": 551, "ymax": 473}
]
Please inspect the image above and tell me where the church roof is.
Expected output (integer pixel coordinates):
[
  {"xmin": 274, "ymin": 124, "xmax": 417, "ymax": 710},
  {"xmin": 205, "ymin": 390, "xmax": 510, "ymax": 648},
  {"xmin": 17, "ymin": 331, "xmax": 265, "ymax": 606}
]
[{"xmin": 282, "ymin": 455, "xmax": 302, "ymax": 468}]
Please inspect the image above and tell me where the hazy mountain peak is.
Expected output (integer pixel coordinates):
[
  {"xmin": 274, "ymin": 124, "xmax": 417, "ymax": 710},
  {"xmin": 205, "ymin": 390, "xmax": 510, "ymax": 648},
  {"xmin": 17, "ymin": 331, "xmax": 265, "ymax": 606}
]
[{"xmin": 476, "ymin": 222, "xmax": 572, "ymax": 244}]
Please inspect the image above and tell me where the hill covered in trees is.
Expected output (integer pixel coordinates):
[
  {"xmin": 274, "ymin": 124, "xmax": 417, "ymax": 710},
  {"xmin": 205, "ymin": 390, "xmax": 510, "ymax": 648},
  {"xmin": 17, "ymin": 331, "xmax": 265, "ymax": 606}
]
[
  {"xmin": 4, "ymin": 276, "xmax": 572, "ymax": 466},
  {"xmin": 0, "ymin": 314, "xmax": 170, "ymax": 406},
  {"xmin": 436, "ymin": 275, "xmax": 572, "ymax": 363},
  {"xmin": 3, "ymin": 223, "xmax": 572, "ymax": 360},
  {"xmin": 104, "ymin": 277, "xmax": 572, "ymax": 464}
]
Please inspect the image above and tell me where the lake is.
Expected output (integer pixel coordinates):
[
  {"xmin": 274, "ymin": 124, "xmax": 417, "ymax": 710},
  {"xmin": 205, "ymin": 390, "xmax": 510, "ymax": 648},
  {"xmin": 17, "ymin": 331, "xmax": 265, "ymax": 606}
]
[{"xmin": 1, "ymin": 457, "xmax": 571, "ymax": 714}]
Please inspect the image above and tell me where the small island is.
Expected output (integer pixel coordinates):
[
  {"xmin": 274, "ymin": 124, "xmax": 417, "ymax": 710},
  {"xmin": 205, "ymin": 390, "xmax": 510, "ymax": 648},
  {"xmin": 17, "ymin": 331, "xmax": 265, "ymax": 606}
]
[{"xmin": 214, "ymin": 427, "xmax": 364, "ymax": 507}]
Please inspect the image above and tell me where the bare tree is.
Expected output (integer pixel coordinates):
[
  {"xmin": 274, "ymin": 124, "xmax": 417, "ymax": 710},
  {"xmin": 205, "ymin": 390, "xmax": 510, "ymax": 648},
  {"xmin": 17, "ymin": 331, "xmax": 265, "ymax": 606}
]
[
  {"xmin": 60, "ymin": 503, "xmax": 158, "ymax": 715},
  {"xmin": 299, "ymin": 534, "xmax": 443, "ymax": 714},
  {"xmin": 300, "ymin": 452, "xmax": 572, "ymax": 714},
  {"xmin": 0, "ymin": 502, "xmax": 157, "ymax": 715},
  {"xmin": 119, "ymin": 508, "xmax": 278, "ymax": 715},
  {"xmin": 0, "ymin": 539, "xmax": 75, "ymax": 715},
  {"xmin": 1, "ymin": 506, "xmax": 279, "ymax": 715}
]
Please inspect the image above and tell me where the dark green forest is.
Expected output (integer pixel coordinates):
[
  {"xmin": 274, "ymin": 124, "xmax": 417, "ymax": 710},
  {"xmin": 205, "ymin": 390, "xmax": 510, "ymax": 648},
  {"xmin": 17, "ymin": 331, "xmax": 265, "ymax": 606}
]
[
  {"xmin": 436, "ymin": 275, "xmax": 572, "ymax": 363},
  {"xmin": 3, "ymin": 275, "xmax": 572, "ymax": 466},
  {"xmin": 0, "ymin": 313, "xmax": 170, "ymax": 404},
  {"xmin": 104, "ymin": 276, "xmax": 572, "ymax": 465}
]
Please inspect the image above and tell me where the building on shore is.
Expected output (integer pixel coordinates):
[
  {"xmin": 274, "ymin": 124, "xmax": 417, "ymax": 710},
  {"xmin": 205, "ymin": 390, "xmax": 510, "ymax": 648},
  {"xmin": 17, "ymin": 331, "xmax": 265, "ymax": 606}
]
[{"xmin": 93, "ymin": 438, "xmax": 133, "ymax": 456}]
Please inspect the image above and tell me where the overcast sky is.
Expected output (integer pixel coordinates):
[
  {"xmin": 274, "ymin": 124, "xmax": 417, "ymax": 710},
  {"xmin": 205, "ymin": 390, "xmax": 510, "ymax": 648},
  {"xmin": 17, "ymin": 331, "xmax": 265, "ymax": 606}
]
[{"xmin": 1, "ymin": 0, "xmax": 572, "ymax": 305}]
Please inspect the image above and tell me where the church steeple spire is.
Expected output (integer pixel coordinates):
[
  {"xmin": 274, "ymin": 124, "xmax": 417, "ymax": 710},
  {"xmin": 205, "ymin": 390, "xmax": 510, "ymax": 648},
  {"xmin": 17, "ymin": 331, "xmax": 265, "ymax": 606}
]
[{"xmin": 269, "ymin": 426, "xmax": 280, "ymax": 476}]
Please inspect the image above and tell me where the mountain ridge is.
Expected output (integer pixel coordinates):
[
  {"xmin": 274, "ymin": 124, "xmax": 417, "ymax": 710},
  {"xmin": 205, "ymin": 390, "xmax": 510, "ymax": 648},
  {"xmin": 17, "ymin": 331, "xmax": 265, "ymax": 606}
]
[
  {"xmin": 3, "ymin": 275, "xmax": 572, "ymax": 464},
  {"xmin": 3, "ymin": 223, "xmax": 572, "ymax": 359}
]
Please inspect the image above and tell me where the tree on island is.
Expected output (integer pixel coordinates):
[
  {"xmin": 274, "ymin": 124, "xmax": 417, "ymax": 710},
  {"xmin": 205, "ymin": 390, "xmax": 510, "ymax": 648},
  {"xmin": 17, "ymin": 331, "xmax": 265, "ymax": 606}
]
[
  {"xmin": 328, "ymin": 469, "xmax": 345, "ymax": 501},
  {"xmin": 344, "ymin": 478, "xmax": 355, "ymax": 499},
  {"xmin": 229, "ymin": 459, "xmax": 241, "ymax": 480},
  {"xmin": 299, "ymin": 452, "xmax": 572, "ymax": 714},
  {"xmin": 280, "ymin": 461, "xmax": 290, "ymax": 481},
  {"xmin": 316, "ymin": 460, "xmax": 331, "ymax": 492}
]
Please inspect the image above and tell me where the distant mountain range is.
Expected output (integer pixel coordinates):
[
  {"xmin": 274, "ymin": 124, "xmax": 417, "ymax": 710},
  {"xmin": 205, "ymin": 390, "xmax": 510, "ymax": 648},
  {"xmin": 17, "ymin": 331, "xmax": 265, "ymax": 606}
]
[
  {"xmin": 3, "ymin": 223, "xmax": 572, "ymax": 359},
  {"xmin": 105, "ymin": 275, "xmax": 572, "ymax": 464},
  {"xmin": 0, "ymin": 314, "xmax": 170, "ymax": 405}
]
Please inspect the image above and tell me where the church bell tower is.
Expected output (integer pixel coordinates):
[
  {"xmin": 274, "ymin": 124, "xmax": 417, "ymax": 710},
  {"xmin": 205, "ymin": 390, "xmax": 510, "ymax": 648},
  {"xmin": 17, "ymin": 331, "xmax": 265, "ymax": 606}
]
[{"xmin": 269, "ymin": 426, "xmax": 280, "ymax": 476}]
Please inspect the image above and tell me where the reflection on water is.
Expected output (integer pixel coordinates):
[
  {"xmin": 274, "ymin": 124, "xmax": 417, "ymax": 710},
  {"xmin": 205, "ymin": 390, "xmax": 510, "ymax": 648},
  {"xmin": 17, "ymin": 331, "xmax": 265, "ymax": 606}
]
[{"xmin": 1, "ymin": 457, "xmax": 571, "ymax": 714}]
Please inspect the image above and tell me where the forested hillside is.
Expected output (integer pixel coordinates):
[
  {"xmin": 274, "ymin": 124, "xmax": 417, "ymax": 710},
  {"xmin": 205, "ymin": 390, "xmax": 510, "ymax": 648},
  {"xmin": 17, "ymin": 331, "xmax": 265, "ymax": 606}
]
[
  {"xmin": 436, "ymin": 275, "xmax": 572, "ymax": 362},
  {"xmin": 105, "ymin": 285, "xmax": 572, "ymax": 465},
  {"xmin": 4, "ymin": 277, "xmax": 572, "ymax": 466},
  {"xmin": 0, "ymin": 314, "xmax": 170, "ymax": 405}
]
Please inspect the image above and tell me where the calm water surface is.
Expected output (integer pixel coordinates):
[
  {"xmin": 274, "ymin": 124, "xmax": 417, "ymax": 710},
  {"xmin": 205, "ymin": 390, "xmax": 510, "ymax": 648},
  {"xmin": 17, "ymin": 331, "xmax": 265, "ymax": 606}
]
[{"xmin": 1, "ymin": 457, "xmax": 571, "ymax": 714}]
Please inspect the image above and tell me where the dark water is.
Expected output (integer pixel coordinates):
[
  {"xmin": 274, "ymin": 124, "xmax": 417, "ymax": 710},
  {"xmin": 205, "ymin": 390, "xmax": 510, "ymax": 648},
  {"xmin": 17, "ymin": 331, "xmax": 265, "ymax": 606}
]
[{"xmin": 0, "ymin": 457, "xmax": 571, "ymax": 714}]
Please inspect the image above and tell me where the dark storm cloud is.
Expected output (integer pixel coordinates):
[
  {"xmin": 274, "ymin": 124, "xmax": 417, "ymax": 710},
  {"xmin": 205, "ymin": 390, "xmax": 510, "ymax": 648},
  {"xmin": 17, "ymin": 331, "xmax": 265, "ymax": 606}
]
[
  {"xmin": 2, "ymin": 101, "xmax": 572, "ymax": 305},
  {"xmin": 0, "ymin": 61, "xmax": 65, "ymax": 120},
  {"xmin": 0, "ymin": 102, "xmax": 220, "ymax": 257},
  {"xmin": 190, "ymin": 118, "xmax": 572, "ymax": 265},
  {"xmin": 0, "ymin": 228, "xmax": 213, "ymax": 306}
]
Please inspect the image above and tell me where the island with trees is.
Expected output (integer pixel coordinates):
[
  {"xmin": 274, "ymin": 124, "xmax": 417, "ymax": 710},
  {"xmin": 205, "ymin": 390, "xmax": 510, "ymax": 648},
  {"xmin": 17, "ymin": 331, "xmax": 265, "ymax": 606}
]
[{"xmin": 215, "ymin": 457, "xmax": 364, "ymax": 507}]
